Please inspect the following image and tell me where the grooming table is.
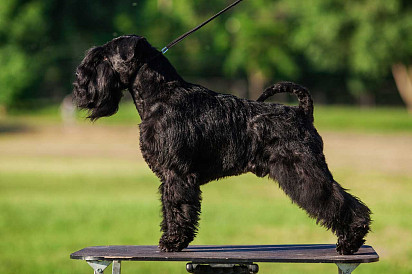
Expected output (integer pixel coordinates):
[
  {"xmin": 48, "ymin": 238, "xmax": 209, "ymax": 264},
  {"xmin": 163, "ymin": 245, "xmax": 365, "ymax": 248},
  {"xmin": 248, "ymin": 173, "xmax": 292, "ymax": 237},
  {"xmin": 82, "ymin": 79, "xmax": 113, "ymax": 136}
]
[{"xmin": 71, "ymin": 244, "xmax": 379, "ymax": 273}]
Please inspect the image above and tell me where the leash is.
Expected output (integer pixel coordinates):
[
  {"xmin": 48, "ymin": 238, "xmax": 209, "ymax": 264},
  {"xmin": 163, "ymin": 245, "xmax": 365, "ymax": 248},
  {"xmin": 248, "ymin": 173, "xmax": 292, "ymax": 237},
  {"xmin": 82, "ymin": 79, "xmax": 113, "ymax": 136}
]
[{"xmin": 161, "ymin": 0, "xmax": 244, "ymax": 54}]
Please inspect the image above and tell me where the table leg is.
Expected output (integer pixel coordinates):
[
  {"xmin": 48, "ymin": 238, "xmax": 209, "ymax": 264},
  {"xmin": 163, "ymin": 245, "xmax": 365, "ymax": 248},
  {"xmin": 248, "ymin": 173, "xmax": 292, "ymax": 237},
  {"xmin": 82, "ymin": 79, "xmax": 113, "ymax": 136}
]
[{"xmin": 112, "ymin": 260, "xmax": 121, "ymax": 274}]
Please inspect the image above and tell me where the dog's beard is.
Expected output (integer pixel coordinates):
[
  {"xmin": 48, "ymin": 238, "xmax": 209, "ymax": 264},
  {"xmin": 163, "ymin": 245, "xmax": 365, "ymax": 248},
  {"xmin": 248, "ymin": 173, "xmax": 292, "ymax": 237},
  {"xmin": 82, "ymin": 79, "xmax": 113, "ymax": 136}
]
[{"xmin": 73, "ymin": 48, "xmax": 124, "ymax": 121}]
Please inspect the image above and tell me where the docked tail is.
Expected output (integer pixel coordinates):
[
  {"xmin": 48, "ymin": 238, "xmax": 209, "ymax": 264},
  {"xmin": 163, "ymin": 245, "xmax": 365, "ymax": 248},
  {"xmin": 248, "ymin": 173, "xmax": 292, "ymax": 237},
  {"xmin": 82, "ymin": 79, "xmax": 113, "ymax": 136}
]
[{"xmin": 257, "ymin": 81, "xmax": 314, "ymax": 122}]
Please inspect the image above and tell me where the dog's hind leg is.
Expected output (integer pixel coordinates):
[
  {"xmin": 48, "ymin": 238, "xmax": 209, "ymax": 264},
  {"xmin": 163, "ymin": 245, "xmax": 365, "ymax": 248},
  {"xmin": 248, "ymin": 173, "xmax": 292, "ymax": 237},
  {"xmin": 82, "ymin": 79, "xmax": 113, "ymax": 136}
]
[
  {"xmin": 158, "ymin": 172, "xmax": 202, "ymax": 252},
  {"xmin": 268, "ymin": 153, "xmax": 371, "ymax": 255}
]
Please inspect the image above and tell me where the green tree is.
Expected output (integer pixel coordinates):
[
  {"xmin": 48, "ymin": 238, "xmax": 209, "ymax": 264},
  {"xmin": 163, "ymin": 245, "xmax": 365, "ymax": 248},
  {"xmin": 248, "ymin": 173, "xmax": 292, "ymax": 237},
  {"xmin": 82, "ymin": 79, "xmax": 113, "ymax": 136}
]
[
  {"xmin": 285, "ymin": 0, "xmax": 412, "ymax": 105},
  {"xmin": 0, "ymin": 0, "xmax": 130, "ymax": 109},
  {"xmin": 114, "ymin": 0, "xmax": 238, "ymax": 79},
  {"xmin": 113, "ymin": 0, "xmax": 302, "ymax": 99},
  {"xmin": 0, "ymin": 0, "xmax": 48, "ymax": 108},
  {"xmin": 222, "ymin": 0, "xmax": 299, "ymax": 99},
  {"xmin": 2, "ymin": 0, "xmax": 411, "ymax": 109}
]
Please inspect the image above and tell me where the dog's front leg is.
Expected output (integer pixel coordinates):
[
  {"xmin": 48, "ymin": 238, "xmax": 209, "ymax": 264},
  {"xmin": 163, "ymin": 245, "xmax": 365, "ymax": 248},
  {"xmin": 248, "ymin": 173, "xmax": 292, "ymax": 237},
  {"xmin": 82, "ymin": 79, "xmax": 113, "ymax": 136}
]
[{"xmin": 158, "ymin": 172, "xmax": 202, "ymax": 252}]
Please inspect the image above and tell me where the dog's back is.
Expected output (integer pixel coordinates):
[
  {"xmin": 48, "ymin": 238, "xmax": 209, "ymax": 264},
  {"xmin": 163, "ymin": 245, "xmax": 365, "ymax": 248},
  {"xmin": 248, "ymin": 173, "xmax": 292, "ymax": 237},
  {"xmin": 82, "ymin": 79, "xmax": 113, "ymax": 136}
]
[{"xmin": 139, "ymin": 80, "xmax": 316, "ymax": 183}]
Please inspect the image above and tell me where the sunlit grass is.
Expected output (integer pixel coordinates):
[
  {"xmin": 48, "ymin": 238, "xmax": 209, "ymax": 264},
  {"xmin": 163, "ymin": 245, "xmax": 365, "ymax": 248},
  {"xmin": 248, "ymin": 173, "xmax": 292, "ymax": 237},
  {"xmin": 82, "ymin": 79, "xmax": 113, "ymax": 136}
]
[
  {"xmin": 314, "ymin": 106, "xmax": 412, "ymax": 133},
  {"xmin": 0, "ymin": 105, "xmax": 411, "ymax": 273},
  {"xmin": 0, "ymin": 152, "xmax": 411, "ymax": 273}
]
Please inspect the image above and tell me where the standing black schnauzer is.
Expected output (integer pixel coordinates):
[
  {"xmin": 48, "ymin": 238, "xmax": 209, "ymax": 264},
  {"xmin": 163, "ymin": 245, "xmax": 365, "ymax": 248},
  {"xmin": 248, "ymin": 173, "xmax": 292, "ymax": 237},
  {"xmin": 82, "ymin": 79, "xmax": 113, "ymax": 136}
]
[{"xmin": 73, "ymin": 35, "xmax": 371, "ymax": 255}]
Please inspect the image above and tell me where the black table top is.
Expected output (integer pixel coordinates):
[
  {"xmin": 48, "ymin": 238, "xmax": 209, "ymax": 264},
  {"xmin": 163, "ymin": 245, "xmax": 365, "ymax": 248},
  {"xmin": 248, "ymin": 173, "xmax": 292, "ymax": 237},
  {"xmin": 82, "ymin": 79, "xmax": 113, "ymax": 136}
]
[{"xmin": 70, "ymin": 244, "xmax": 379, "ymax": 264}]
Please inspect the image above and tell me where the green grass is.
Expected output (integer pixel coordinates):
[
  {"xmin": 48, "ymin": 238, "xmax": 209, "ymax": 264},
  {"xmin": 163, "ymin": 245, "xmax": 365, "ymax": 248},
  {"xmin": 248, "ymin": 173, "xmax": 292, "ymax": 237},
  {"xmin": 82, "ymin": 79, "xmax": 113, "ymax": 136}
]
[
  {"xmin": 0, "ymin": 155, "xmax": 411, "ymax": 273},
  {"xmin": 0, "ymin": 105, "xmax": 411, "ymax": 273},
  {"xmin": 314, "ymin": 106, "xmax": 412, "ymax": 133}
]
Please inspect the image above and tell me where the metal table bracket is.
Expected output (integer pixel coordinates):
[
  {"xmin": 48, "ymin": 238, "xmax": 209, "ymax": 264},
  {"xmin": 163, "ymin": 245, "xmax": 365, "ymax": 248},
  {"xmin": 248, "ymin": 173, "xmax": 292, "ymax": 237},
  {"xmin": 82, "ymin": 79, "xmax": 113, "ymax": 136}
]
[
  {"xmin": 86, "ymin": 260, "xmax": 122, "ymax": 274},
  {"xmin": 87, "ymin": 260, "xmax": 111, "ymax": 274},
  {"xmin": 336, "ymin": 263, "xmax": 360, "ymax": 274}
]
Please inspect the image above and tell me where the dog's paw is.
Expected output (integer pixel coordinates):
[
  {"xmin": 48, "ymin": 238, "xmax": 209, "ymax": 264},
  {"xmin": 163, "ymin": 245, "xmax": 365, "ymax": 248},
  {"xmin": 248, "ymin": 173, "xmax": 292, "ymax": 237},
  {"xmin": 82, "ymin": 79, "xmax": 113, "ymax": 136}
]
[
  {"xmin": 336, "ymin": 240, "xmax": 354, "ymax": 255},
  {"xmin": 158, "ymin": 234, "xmax": 189, "ymax": 252},
  {"xmin": 336, "ymin": 236, "xmax": 365, "ymax": 255}
]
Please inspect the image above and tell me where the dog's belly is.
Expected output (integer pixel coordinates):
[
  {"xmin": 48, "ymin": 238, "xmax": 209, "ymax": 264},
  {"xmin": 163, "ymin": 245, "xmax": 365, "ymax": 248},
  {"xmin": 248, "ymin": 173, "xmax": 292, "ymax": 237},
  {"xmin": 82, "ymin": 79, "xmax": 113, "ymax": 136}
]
[{"xmin": 139, "ymin": 115, "xmax": 251, "ymax": 183}]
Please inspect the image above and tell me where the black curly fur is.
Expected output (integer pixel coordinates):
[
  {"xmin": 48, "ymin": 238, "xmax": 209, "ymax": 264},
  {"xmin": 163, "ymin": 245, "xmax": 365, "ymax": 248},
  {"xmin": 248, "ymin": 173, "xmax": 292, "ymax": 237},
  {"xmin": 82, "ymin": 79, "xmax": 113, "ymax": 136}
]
[{"xmin": 73, "ymin": 35, "xmax": 371, "ymax": 254}]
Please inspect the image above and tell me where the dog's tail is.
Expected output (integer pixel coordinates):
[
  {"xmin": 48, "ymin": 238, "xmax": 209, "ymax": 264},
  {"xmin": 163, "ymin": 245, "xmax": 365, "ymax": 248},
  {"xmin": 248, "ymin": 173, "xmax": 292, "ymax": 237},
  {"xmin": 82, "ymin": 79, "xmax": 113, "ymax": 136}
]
[{"xmin": 257, "ymin": 81, "xmax": 313, "ymax": 122}]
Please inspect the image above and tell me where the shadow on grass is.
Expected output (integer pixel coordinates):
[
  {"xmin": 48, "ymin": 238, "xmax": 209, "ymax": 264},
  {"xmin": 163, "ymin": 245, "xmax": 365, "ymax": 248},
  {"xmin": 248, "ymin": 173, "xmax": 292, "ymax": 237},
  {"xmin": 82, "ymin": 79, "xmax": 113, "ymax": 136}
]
[{"xmin": 0, "ymin": 123, "xmax": 32, "ymax": 134}]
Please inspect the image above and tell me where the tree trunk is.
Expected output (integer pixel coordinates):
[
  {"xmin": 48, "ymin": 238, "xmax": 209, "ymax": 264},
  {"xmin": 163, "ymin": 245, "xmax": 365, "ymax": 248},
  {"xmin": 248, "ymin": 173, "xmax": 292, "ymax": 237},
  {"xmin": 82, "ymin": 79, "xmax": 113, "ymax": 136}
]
[
  {"xmin": 392, "ymin": 63, "xmax": 412, "ymax": 113},
  {"xmin": 248, "ymin": 70, "xmax": 266, "ymax": 100},
  {"xmin": 0, "ymin": 105, "xmax": 6, "ymax": 115}
]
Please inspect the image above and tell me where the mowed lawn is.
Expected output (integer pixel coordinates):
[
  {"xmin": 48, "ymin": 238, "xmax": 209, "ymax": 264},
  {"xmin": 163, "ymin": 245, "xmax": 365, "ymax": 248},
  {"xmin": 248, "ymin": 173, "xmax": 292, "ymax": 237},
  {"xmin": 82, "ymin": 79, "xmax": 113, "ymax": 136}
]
[{"xmin": 0, "ymin": 104, "xmax": 412, "ymax": 273}]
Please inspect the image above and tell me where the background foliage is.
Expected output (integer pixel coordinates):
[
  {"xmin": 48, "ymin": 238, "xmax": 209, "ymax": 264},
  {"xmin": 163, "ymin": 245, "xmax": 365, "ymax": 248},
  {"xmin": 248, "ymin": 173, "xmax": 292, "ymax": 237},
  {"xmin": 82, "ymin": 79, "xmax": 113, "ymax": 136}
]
[{"xmin": 0, "ymin": 0, "xmax": 411, "ymax": 108}]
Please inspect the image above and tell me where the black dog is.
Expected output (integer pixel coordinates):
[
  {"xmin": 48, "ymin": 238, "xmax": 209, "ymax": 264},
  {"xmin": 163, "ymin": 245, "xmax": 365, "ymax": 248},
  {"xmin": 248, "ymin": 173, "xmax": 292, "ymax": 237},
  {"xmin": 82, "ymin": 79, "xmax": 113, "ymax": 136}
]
[{"xmin": 73, "ymin": 35, "xmax": 371, "ymax": 255}]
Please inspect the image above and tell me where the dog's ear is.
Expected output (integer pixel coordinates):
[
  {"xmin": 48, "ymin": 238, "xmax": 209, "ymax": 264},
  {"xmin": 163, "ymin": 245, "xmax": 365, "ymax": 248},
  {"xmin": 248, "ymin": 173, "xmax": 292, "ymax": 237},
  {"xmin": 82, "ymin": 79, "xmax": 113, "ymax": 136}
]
[
  {"xmin": 113, "ymin": 35, "xmax": 145, "ymax": 62},
  {"xmin": 73, "ymin": 46, "xmax": 123, "ymax": 121},
  {"xmin": 132, "ymin": 37, "xmax": 158, "ymax": 62},
  {"xmin": 118, "ymin": 37, "xmax": 139, "ymax": 61}
]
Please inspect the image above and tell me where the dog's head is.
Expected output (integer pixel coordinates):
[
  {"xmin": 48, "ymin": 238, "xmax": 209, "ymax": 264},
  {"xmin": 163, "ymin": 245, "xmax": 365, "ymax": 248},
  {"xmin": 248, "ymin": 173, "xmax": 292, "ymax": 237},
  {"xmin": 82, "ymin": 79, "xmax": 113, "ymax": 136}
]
[{"xmin": 73, "ymin": 35, "xmax": 155, "ymax": 120}]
